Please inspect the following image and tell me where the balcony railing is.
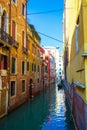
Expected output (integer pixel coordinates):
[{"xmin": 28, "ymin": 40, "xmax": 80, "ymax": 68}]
[{"xmin": 0, "ymin": 28, "xmax": 19, "ymax": 48}]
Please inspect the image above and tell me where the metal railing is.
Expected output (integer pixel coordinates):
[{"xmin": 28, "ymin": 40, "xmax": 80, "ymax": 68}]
[{"xmin": 0, "ymin": 28, "xmax": 19, "ymax": 48}]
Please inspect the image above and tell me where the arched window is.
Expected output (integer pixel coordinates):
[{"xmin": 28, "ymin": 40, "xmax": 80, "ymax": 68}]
[
  {"xmin": 1, "ymin": 10, "xmax": 8, "ymax": 32},
  {"xmin": 0, "ymin": 6, "xmax": 2, "ymax": 15}
]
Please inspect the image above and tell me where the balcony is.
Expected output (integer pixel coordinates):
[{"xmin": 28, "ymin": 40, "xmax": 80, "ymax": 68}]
[
  {"xmin": 22, "ymin": 46, "xmax": 28, "ymax": 54},
  {"xmin": 0, "ymin": 28, "xmax": 19, "ymax": 48}
]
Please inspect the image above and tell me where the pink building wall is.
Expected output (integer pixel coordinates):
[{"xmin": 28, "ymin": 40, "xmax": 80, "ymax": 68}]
[{"xmin": 62, "ymin": 80, "xmax": 86, "ymax": 130}]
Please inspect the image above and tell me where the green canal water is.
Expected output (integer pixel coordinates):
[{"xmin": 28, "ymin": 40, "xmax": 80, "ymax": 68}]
[{"xmin": 0, "ymin": 84, "xmax": 76, "ymax": 130}]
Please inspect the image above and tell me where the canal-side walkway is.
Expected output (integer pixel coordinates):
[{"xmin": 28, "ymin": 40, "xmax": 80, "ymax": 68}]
[{"xmin": 0, "ymin": 84, "xmax": 76, "ymax": 130}]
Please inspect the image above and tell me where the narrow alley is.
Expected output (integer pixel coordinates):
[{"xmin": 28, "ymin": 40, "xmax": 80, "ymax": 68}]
[{"xmin": 0, "ymin": 84, "xmax": 76, "ymax": 130}]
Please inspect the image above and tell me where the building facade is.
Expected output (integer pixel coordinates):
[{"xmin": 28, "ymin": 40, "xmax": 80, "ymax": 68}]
[
  {"xmin": 40, "ymin": 47, "xmax": 49, "ymax": 88},
  {"xmin": 45, "ymin": 46, "xmax": 56, "ymax": 84},
  {"xmin": 0, "ymin": 0, "xmax": 41, "ymax": 118},
  {"xmin": 28, "ymin": 24, "xmax": 41, "ymax": 97},
  {"xmin": 63, "ymin": 0, "xmax": 87, "ymax": 129},
  {"xmin": 44, "ymin": 46, "xmax": 63, "ymax": 84}
]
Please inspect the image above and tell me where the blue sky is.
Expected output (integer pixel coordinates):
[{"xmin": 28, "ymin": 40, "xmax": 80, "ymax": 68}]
[{"xmin": 27, "ymin": 0, "xmax": 64, "ymax": 54}]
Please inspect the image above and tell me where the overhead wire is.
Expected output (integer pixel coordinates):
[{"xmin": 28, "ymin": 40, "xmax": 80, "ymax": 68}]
[
  {"xmin": 27, "ymin": 9, "xmax": 63, "ymax": 15},
  {"xmin": 27, "ymin": 4, "xmax": 87, "ymax": 15},
  {"xmin": 15, "ymin": 21, "xmax": 64, "ymax": 43},
  {"xmin": 0, "ymin": 4, "xmax": 87, "ymax": 18},
  {"xmin": 1, "ymin": 4, "xmax": 87, "ymax": 44},
  {"xmin": 37, "ymin": 32, "xmax": 64, "ymax": 43}
]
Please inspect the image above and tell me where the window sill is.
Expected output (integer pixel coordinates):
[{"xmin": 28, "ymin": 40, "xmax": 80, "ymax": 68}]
[
  {"xmin": 10, "ymin": 95, "xmax": 16, "ymax": 99},
  {"xmin": 81, "ymin": 53, "xmax": 87, "ymax": 57},
  {"xmin": 21, "ymin": 91, "xmax": 26, "ymax": 94},
  {"xmin": 11, "ymin": 73, "xmax": 17, "ymax": 76},
  {"xmin": 74, "ymin": 82, "xmax": 85, "ymax": 89}
]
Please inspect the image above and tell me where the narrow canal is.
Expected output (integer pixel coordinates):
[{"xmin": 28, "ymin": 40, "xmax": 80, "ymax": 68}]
[{"xmin": 0, "ymin": 84, "xmax": 76, "ymax": 130}]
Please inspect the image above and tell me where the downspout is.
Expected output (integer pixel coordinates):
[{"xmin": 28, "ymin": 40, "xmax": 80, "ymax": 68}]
[
  {"xmin": 64, "ymin": 46, "xmax": 67, "ymax": 81},
  {"xmin": 8, "ymin": 0, "xmax": 11, "ymax": 111},
  {"xmin": 26, "ymin": 0, "xmax": 28, "ymax": 99}
]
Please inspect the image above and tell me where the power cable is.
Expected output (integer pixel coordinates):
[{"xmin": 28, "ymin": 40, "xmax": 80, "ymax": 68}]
[
  {"xmin": 27, "ymin": 5, "xmax": 87, "ymax": 15},
  {"xmin": 27, "ymin": 9, "xmax": 63, "ymax": 15},
  {"xmin": 38, "ymin": 32, "xmax": 64, "ymax": 43},
  {"xmin": 13, "ymin": 21, "xmax": 64, "ymax": 43},
  {"xmin": 0, "ymin": 4, "xmax": 87, "ymax": 18}
]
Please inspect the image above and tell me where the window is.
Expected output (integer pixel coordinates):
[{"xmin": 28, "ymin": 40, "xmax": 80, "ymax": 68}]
[
  {"xmin": 27, "ymin": 39, "xmax": 30, "ymax": 50},
  {"xmin": 22, "ymin": 31, "xmax": 24, "ymax": 47},
  {"xmin": 22, "ymin": 61, "xmax": 25, "ymax": 75},
  {"xmin": 37, "ymin": 78, "xmax": 39, "ymax": 83},
  {"xmin": 22, "ymin": 80, "xmax": 25, "ymax": 92},
  {"xmin": 32, "ymin": 44, "xmax": 34, "ymax": 54},
  {"xmin": 76, "ymin": 16, "xmax": 79, "ymax": 52},
  {"xmin": 13, "ymin": 0, "xmax": 16, "ymax": 3},
  {"xmin": 34, "ymin": 46, "xmax": 36, "ymax": 54},
  {"xmin": 0, "ymin": 7, "xmax": 2, "ymax": 15},
  {"xmin": 22, "ymin": 4, "xmax": 25, "ymax": 16},
  {"xmin": 1, "ymin": 10, "xmax": 8, "ymax": 32},
  {"xmin": 59, "ymin": 72, "xmax": 61, "ymax": 75},
  {"xmin": 38, "ymin": 50, "xmax": 40, "ymax": 57},
  {"xmin": 0, "ymin": 55, "xmax": 7, "ymax": 69},
  {"xmin": 12, "ymin": 57, "xmax": 16, "ymax": 74},
  {"xmin": 12, "ymin": 21, "xmax": 16, "ymax": 40},
  {"xmin": 32, "ymin": 32, "xmax": 34, "ymax": 38},
  {"xmin": 45, "ymin": 66, "xmax": 48, "ymax": 72},
  {"xmin": 76, "ymin": 26, "xmax": 79, "ymax": 52},
  {"xmin": 34, "ymin": 64, "xmax": 36, "ymax": 72},
  {"xmin": 38, "ymin": 65, "xmax": 39, "ymax": 72},
  {"xmin": 32, "ymin": 63, "xmax": 34, "ymax": 71},
  {"xmin": 11, "ymin": 81, "xmax": 16, "ymax": 96},
  {"xmin": 27, "ymin": 62, "xmax": 29, "ymax": 71}
]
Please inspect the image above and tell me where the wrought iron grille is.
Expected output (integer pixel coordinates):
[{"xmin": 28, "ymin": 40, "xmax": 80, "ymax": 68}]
[{"xmin": 0, "ymin": 28, "xmax": 19, "ymax": 47}]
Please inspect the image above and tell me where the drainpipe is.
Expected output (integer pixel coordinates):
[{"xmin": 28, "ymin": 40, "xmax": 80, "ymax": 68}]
[
  {"xmin": 26, "ymin": 0, "xmax": 29, "ymax": 99},
  {"xmin": 8, "ymin": 0, "xmax": 11, "ymax": 111},
  {"xmin": 64, "ymin": 46, "xmax": 67, "ymax": 81}
]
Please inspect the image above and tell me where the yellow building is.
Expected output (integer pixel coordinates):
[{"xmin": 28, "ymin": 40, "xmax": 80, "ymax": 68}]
[
  {"xmin": 63, "ymin": 0, "xmax": 87, "ymax": 129},
  {"xmin": 27, "ymin": 24, "xmax": 41, "ymax": 98}
]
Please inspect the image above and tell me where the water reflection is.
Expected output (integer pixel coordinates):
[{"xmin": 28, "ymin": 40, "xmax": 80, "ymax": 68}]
[{"xmin": 0, "ymin": 84, "xmax": 75, "ymax": 130}]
